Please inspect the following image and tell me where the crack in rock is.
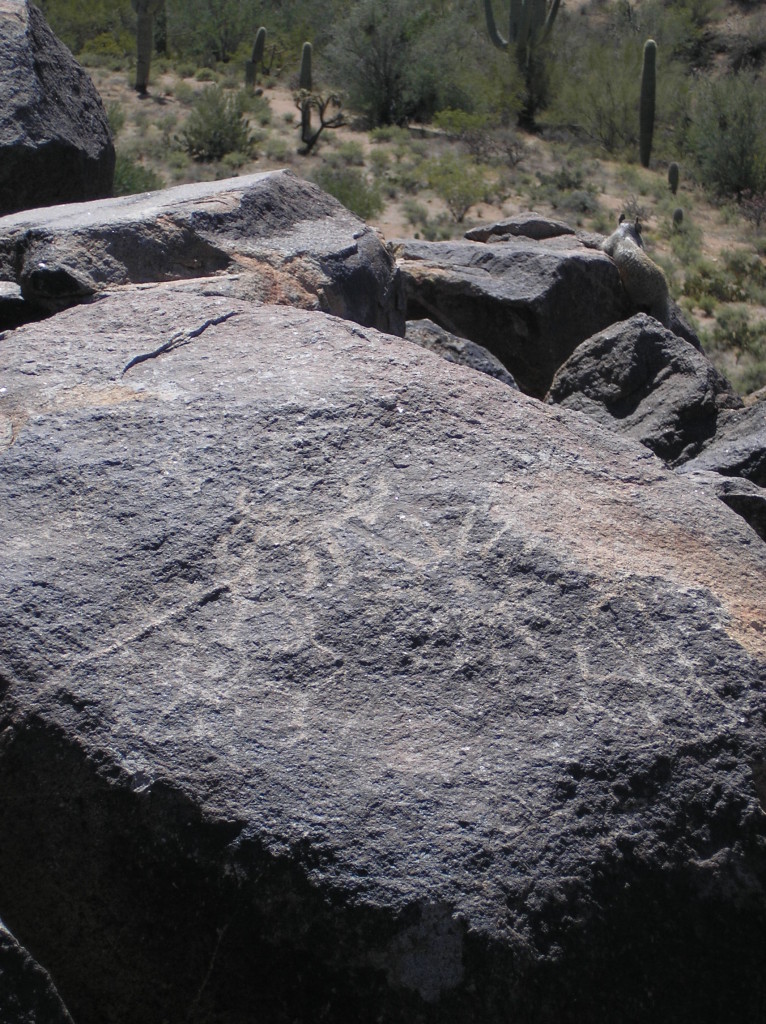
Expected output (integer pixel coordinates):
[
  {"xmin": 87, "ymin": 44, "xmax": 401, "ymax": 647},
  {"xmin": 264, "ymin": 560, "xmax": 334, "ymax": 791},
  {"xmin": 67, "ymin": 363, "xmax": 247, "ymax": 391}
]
[{"xmin": 121, "ymin": 310, "xmax": 240, "ymax": 377}]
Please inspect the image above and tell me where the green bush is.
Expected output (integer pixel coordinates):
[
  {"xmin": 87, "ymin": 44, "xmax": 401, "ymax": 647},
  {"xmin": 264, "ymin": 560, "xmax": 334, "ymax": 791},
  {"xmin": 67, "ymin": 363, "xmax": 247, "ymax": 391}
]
[
  {"xmin": 311, "ymin": 166, "xmax": 384, "ymax": 221},
  {"xmin": 179, "ymin": 86, "xmax": 253, "ymax": 161},
  {"xmin": 690, "ymin": 71, "xmax": 766, "ymax": 198},
  {"xmin": 425, "ymin": 152, "xmax": 488, "ymax": 223},
  {"xmin": 113, "ymin": 153, "xmax": 163, "ymax": 196}
]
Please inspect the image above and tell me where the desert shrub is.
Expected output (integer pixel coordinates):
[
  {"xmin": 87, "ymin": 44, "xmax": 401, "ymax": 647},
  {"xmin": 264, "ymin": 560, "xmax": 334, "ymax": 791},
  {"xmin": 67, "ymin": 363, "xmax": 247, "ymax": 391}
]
[
  {"xmin": 711, "ymin": 304, "xmax": 766, "ymax": 357},
  {"xmin": 113, "ymin": 154, "xmax": 163, "ymax": 196},
  {"xmin": 741, "ymin": 190, "xmax": 766, "ymax": 230},
  {"xmin": 683, "ymin": 259, "xmax": 747, "ymax": 304},
  {"xmin": 311, "ymin": 166, "xmax": 384, "ymax": 220},
  {"xmin": 106, "ymin": 101, "xmax": 126, "ymax": 138},
  {"xmin": 668, "ymin": 217, "xmax": 703, "ymax": 266},
  {"xmin": 173, "ymin": 80, "xmax": 196, "ymax": 105},
  {"xmin": 689, "ymin": 71, "xmax": 766, "ymax": 198},
  {"xmin": 264, "ymin": 135, "xmax": 293, "ymax": 163},
  {"xmin": 179, "ymin": 86, "xmax": 252, "ymax": 161},
  {"xmin": 368, "ymin": 148, "xmax": 391, "ymax": 178},
  {"xmin": 334, "ymin": 140, "xmax": 366, "ymax": 166},
  {"xmin": 195, "ymin": 67, "xmax": 218, "ymax": 82},
  {"xmin": 402, "ymin": 197, "xmax": 430, "ymax": 228},
  {"xmin": 425, "ymin": 153, "xmax": 488, "ymax": 223},
  {"xmin": 239, "ymin": 91, "xmax": 272, "ymax": 126},
  {"xmin": 558, "ymin": 189, "xmax": 600, "ymax": 216}
]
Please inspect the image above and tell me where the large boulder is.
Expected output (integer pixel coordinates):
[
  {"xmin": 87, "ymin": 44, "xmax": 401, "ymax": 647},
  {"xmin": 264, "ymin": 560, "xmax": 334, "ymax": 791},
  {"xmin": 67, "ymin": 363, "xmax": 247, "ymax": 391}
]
[
  {"xmin": 392, "ymin": 235, "xmax": 628, "ymax": 397},
  {"xmin": 681, "ymin": 401, "xmax": 766, "ymax": 486},
  {"xmin": 0, "ymin": 919, "xmax": 75, "ymax": 1024},
  {"xmin": 1, "ymin": 284, "xmax": 766, "ymax": 1024},
  {"xmin": 0, "ymin": 0, "xmax": 114, "ymax": 215},
  {"xmin": 0, "ymin": 170, "xmax": 405, "ymax": 334},
  {"xmin": 545, "ymin": 314, "xmax": 742, "ymax": 465}
]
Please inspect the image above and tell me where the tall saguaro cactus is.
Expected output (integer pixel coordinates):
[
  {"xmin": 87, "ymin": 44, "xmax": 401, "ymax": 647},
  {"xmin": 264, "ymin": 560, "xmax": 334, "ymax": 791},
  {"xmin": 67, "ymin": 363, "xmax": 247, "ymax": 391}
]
[
  {"xmin": 245, "ymin": 27, "xmax": 267, "ymax": 90},
  {"xmin": 484, "ymin": 0, "xmax": 561, "ymax": 70},
  {"xmin": 299, "ymin": 42, "xmax": 313, "ymax": 145},
  {"xmin": 483, "ymin": 0, "xmax": 561, "ymax": 123},
  {"xmin": 131, "ymin": 0, "xmax": 164, "ymax": 95},
  {"xmin": 639, "ymin": 38, "xmax": 657, "ymax": 168}
]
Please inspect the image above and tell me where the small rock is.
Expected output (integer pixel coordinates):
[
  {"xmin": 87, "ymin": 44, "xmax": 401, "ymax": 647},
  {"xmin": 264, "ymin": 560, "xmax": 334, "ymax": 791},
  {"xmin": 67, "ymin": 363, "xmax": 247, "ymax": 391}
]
[{"xmin": 405, "ymin": 318, "xmax": 518, "ymax": 387}]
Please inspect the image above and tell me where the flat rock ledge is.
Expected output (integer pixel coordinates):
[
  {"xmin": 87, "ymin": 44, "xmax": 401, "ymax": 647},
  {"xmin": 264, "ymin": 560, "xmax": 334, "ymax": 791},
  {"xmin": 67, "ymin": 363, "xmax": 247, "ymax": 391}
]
[
  {"xmin": 1, "ymin": 284, "xmax": 765, "ymax": 1024},
  {"xmin": 0, "ymin": 170, "xmax": 404, "ymax": 335}
]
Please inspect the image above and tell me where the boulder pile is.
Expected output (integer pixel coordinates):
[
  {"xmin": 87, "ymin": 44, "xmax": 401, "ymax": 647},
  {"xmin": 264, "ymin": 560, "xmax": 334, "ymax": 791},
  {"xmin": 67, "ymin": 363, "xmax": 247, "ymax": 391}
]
[{"xmin": 1, "ymin": 170, "xmax": 765, "ymax": 1024}]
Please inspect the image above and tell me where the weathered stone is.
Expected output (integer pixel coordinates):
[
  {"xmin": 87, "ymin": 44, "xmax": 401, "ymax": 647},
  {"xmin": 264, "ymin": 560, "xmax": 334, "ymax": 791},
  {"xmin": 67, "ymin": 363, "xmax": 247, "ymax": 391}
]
[
  {"xmin": 681, "ymin": 402, "xmax": 766, "ymax": 486},
  {"xmin": 0, "ymin": 919, "xmax": 74, "ymax": 1024},
  {"xmin": 545, "ymin": 314, "xmax": 742, "ymax": 465},
  {"xmin": 0, "ymin": 281, "xmax": 27, "ymax": 331},
  {"xmin": 405, "ymin": 318, "xmax": 518, "ymax": 387},
  {"xmin": 464, "ymin": 212, "xmax": 576, "ymax": 243},
  {"xmin": 392, "ymin": 236, "xmax": 628, "ymax": 397},
  {"xmin": 1, "ymin": 286, "xmax": 766, "ymax": 1024},
  {"xmin": 0, "ymin": 170, "xmax": 405, "ymax": 334},
  {"xmin": 676, "ymin": 467, "xmax": 766, "ymax": 542},
  {"xmin": 0, "ymin": 0, "xmax": 114, "ymax": 215}
]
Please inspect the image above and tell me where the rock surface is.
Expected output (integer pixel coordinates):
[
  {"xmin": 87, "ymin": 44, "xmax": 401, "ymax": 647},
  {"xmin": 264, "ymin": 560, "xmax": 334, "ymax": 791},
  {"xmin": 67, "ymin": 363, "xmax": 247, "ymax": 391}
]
[
  {"xmin": 464, "ymin": 211, "xmax": 575, "ymax": 242},
  {"xmin": 0, "ymin": 919, "xmax": 75, "ymax": 1024},
  {"xmin": 676, "ymin": 467, "xmax": 766, "ymax": 542},
  {"xmin": 0, "ymin": 170, "xmax": 404, "ymax": 333},
  {"xmin": 405, "ymin": 318, "xmax": 517, "ymax": 387},
  {"xmin": 392, "ymin": 236, "xmax": 628, "ymax": 397},
  {"xmin": 545, "ymin": 314, "xmax": 742, "ymax": 465},
  {"xmin": 1, "ymin": 284, "xmax": 766, "ymax": 1024},
  {"xmin": 681, "ymin": 402, "xmax": 766, "ymax": 487},
  {"xmin": 0, "ymin": 0, "xmax": 114, "ymax": 216}
]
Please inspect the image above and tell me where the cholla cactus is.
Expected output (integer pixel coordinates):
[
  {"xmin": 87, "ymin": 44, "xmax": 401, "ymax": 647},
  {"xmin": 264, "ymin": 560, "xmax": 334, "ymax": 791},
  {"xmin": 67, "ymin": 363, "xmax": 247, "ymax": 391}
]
[{"xmin": 131, "ymin": 0, "xmax": 164, "ymax": 95}]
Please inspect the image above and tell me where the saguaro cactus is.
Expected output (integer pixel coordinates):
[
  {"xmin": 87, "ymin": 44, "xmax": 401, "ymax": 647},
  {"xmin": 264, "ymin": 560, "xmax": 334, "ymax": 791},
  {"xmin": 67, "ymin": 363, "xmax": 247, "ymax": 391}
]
[
  {"xmin": 483, "ymin": 0, "xmax": 560, "ymax": 124},
  {"xmin": 245, "ymin": 27, "xmax": 267, "ymax": 90},
  {"xmin": 483, "ymin": 0, "xmax": 560, "ymax": 71},
  {"xmin": 299, "ymin": 42, "xmax": 313, "ymax": 145},
  {"xmin": 131, "ymin": 0, "xmax": 164, "ymax": 95},
  {"xmin": 639, "ymin": 38, "xmax": 657, "ymax": 168}
]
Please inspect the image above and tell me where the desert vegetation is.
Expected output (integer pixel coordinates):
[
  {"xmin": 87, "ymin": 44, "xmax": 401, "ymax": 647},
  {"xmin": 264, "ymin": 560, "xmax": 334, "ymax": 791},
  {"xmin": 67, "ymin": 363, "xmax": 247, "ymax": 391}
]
[{"xmin": 37, "ymin": 0, "xmax": 766, "ymax": 394}]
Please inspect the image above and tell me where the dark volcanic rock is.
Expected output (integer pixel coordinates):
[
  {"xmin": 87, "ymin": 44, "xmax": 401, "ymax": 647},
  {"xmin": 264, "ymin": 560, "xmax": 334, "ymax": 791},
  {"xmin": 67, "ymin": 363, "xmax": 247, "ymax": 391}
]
[
  {"xmin": 0, "ymin": 170, "xmax": 405, "ymax": 333},
  {"xmin": 545, "ymin": 314, "xmax": 742, "ymax": 464},
  {"xmin": 0, "ymin": 0, "xmax": 114, "ymax": 215},
  {"xmin": 1, "ymin": 286, "xmax": 766, "ymax": 1024},
  {"xmin": 392, "ymin": 235, "xmax": 627, "ymax": 397},
  {"xmin": 0, "ymin": 919, "xmax": 74, "ymax": 1024},
  {"xmin": 464, "ymin": 211, "xmax": 576, "ymax": 242},
  {"xmin": 405, "ymin": 318, "xmax": 518, "ymax": 387},
  {"xmin": 681, "ymin": 401, "xmax": 766, "ymax": 486},
  {"xmin": 676, "ymin": 467, "xmax": 766, "ymax": 542}
]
